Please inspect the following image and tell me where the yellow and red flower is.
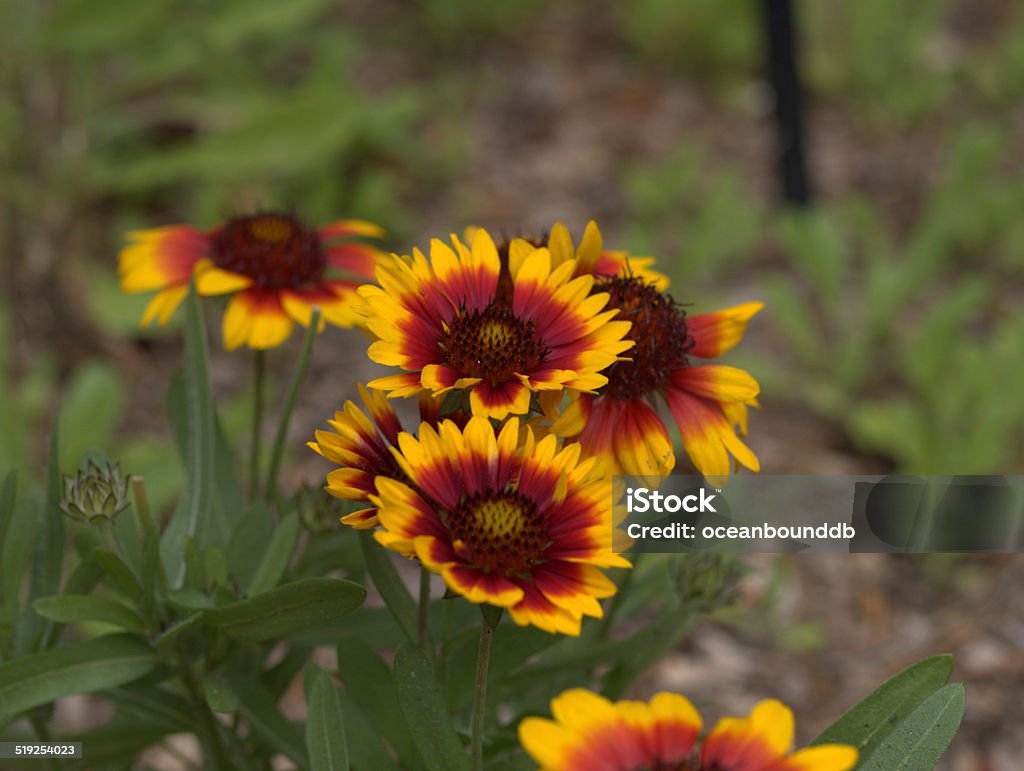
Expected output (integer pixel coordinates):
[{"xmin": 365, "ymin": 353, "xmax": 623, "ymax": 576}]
[
  {"xmin": 518, "ymin": 689, "xmax": 857, "ymax": 771},
  {"xmin": 119, "ymin": 212, "xmax": 384, "ymax": 350},
  {"xmin": 551, "ymin": 272, "xmax": 763, "ymax": 482},
  {"xmin": 370, "ymin": 415, "xmax": 630, "ymax": 635},
  {"xmin": 506, "ymin": 220, "xmax": 668, "ymax": 290},
  {"xmin": 700, "ymin": 699, "xmax": 857, "ymax": 771},
  {"xmin": 308, "ymin": 385, "xmax": 409, "ymax": 530},
  {"xmin": 309, "ymin": 385, "xmax": 468, "ymax": 530},
  {"xmin": 359, "ymin": 228, "xmax": 633, "ymax": 420}
]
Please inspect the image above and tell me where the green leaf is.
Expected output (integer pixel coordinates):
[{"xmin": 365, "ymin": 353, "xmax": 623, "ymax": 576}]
[
  {"xmin": 203, "ymin": 577, "xmax": 365, "ymax": 641},
  {"xmin": 813, "ymin": 654, "xmax": 952, "ymax": 756},
  {"xmin": 212, "ymin": 413, "xmax": 246, "ymax": 533},
  {"xmin": 306, "ymin": 666, "xmax": 349, "ymax": 771},
  {"xmin": 92, "ymin": 548, "xmax": 144, "ymax": 604},
  {"xmin": 21, "ymin": 422, "xmax": 64, "ymax": 652},
  {"xmin": 0, "ymin": 470, "xmax": 17, "ymax": 611},
  {"xmin": 33, "ymin": 595, "xmax": 144, "ymax": 634},
  {"xmin": 202, "ymin": 673, "xmax": 240, "ymax": 714},
  {"xmin": 162, "ymin": 285, "xmax": 215, "ymax": 589},
  {"xmin": 227, "ymin": 501, "xmax": 274, "ymax": 588},
  {"xmin": 1, "ymin": 497, "xmax": 35, "ymax": 627},
  {"xmin": 63, "ymin": 721, "xmax": 175, "ymax": 767},
  {"xmin": 359, "ymin": 531, "xmax": 417, "ymax": 644},
  {"xmin": 393, "ymin": 644, "xmax": 469, "ymax": 771},
  {"xmin": 184, "ymin": 537, "xmax": 205, "ymax": 590},
  {"xmin": 247, "ymin": 512, "xmax": 300, "ymax": 595},
  {"xmin": 336, "ymin": 638, "xmax": 417, "ymax": 765},
  {"xmin": 0, "ymin": 634, "xmax": 157, "ymax": 727},
  {"xmin": 858, "ymin": 683, "xmax": 965, "ymax": 770},
  {"xmin": 103, "ymin": 685, "xmax": 193, "ymax": 730},
  {"xmin": 233, "ymin": 677, "xmax": 309, "ymax": 767},
  {"xmin": 154, "ymin": 612, "xmax": 203, "ymax": 653},
  {"xmin": 339, "ymin": 690, "xmax": 400, "ymax": 771}
]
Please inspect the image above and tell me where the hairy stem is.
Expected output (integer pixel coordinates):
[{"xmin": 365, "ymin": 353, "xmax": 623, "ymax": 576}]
[
  {"xmin": 470, "ymin": 607, "xmax": 500, "ymax": 771},
  {"xmin": 249, "ymin": 349, "xmax": 265, "ymax": 500}
]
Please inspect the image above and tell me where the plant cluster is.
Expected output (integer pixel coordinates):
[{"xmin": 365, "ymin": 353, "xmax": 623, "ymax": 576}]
[{"xmin": 0, "ymin": 214, "xmax": 965, "ymax": 770}]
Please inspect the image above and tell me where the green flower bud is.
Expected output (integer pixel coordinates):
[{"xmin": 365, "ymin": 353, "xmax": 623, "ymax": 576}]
[
  {"xmin": 59, "ymin": 461, "xmax": 131, "ymax": 524},
  {"xmin": 671, "ymin": 553, "xmax": 745, "ymax": 613},
  {"xmin": 296, "ymin": 484, "xmax": 345, "ymax": 534}
]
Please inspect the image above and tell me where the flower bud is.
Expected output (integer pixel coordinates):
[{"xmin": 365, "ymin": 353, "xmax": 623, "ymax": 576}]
[
  {"xmin": 59, "ymin": 461, "xmax": 131, "ymax": 524},
  {"xmin": 671, "ymin": 553, "xmax": 744, "ymax": 612}
]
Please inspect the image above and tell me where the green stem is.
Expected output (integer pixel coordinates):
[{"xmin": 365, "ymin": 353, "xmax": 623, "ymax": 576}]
[
  {"xmin": 264, "ymin": 308, "xmax": 321, "ymax": 502},
  {"xmin": 249, "ymin": 349, "xmax": 266, "ymax": 500},
  {"xmin": 27, "ymin": 711, "xmax": 62, "ymax": 771},
  {"xmin": 438, "ymin": 597, "xmax": 453, "ymax": 681},
  {"xmin": 470, "ymin": 607, "xmax": 499, "ymax": 771},
  {"xmin": 175, "ymin": 650, "xmax": 234, "ymax": 771},
  {"xmin": 417, "ymin": 567, "xmax": 431, "ymax": 648}
]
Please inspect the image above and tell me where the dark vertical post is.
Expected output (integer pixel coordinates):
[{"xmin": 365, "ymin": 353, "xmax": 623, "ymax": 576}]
[{"xmin": 762, "ymin": 0, "xmax": 812, "ymax": 206}]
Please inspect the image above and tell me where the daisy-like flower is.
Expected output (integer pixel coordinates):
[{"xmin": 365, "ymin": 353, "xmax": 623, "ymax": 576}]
[
  {"xmin": 358, "ymin": 228, "xmax": 633, "ymax": 420},
  {"xmin": 118, "ymin": 212, "xmax": 384, "ymax": 350},
  {"xmin": 505, "ymin": 220, "xmax": 668, "ymax": 290},
  {"xmin": 518, "ymin": 688, "xmax": 857, "ymax": 771},
  {"xmin": 370, "ymin": 415, "xmax": 630, "ymax": 635},
  {"xmin": 551, "ymin": 273, "xmax": 763, "ymax": 482},
  {"xmin": 308, "ymin": 386, "xmax": 465, "ymax": 530},
  {"xmin": 308, "ymin": 385, "xmax": 407, "ymax": 530}
]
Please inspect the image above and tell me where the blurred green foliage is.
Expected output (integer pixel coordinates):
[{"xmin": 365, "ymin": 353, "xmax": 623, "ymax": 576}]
[
  {"xmin": 3, "ymin": 0, "xmax": 440, "ymax": 230},
  {"xmin": 3, "ymin": 0, "xmax": 1024, "ymax": 494},
  {"xmin": 625, "ymin": 122, "xmax": 1024, "ymax": 472}
]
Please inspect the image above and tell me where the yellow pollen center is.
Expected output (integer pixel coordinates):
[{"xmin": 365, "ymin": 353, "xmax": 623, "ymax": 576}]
[
  {"xmin": 472, "ymin": 497, "xmax": 525, "ymax": 540},
  {"xmin": 477, "ymin": 319, "xmax": 515, "ymax": 349},
  {"xmin": 449, "ymin": 491, "xmax": 547, "ymax": 573},
  {"xmin": 440, "ymin": 306, "xmax": 547, "ymax": 383},
  {"xmin": 248, "ymin": 217, "xmax": 294, "ymax": 243}
]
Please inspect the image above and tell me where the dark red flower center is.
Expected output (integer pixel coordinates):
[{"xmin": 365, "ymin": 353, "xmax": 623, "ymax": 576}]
[
  {"xmin": 448, "ymin": 491, "xmax": 548, "ymax": 573},
  {"xmin": 596, "ymin": 275, "xmax": 694, "ymax": 400},
  {"xmin": 209, "ymin": 213, "xmax": 325, "ymax": 290},
  {"xmin": 439, "ymin": 306, "xmax": 547, "ymax": 384}
]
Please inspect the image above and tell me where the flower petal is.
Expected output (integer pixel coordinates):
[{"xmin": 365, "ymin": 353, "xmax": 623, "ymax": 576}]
[{"xmin": 688, "ymin": 302, "xmax": 763, "ymax": 359}]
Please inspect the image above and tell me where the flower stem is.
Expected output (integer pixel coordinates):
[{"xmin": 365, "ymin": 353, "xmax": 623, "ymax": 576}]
[
  {"xmin": 417, "ymin": 566, "xmax": 431, "ymax": 648},
  {"xmin": 249, "ymin": 349, "xmax": 266, "ymax": 500},
  {"xmin": 264, "ymin": 307, "xmax": 321, "ymax": 502},
  {"xmin": 175, "ymin": 649, "xmax": 234, "ymax": 771},
  {"xmin": 470, "ymin": 607, "xmax": 500, "ymax": 771}
]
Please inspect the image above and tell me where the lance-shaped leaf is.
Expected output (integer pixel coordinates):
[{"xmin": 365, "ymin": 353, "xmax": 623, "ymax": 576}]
[
  {"xmin": 202, "ymin": 578, "xmax": 365, "ymax": 641},
  {"xmin": 394, "ymin": 644, "xmax": 469, "ymax": 771},
  {"xmin": 33, "ymin": 594, "xmax": 145, "ymax": 633},
  {"xmin": 0, "ymin": 634, "xmax": 157, "ymax": 727},
  {"xmin": 306, "ymin": 666, "xmax": 349, "ymax": 771},
  {"xmin": 813, "ymin": 654, "xmax": 953, "ymax": 757},
  {"xmin": 858, "ymin": 683, "xmax": 965, "ymax": 770}
]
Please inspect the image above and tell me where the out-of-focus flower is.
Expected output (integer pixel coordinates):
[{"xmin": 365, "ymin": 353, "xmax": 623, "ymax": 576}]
[
  {"xmin": 358, "ymin": 228, "xmax": 632, "ymax": 420},
  {"xmin": 505, "ymin": 220, "xmax": 668, "ymax": 290},
  {"xmin": 551, "ymin": 272, "xmax": 762, "ymax": 482},
  {"xmin": 118, "ymin": 212, "xmax": 384, "ymax": 350},
  {"xmin": 370, "ymin": 415, "xmax": 630, "ymax": 635},
  {"xmin": 60, "ymin": 461, "xmax": 131, "ymax": 524},
  {"xmin": 518, "ymin": 689, "xmax": 857, "ymax": 771},
  {"xmin": 700, "ymin": 699, "xmax": 857, "ymax": 771}
]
